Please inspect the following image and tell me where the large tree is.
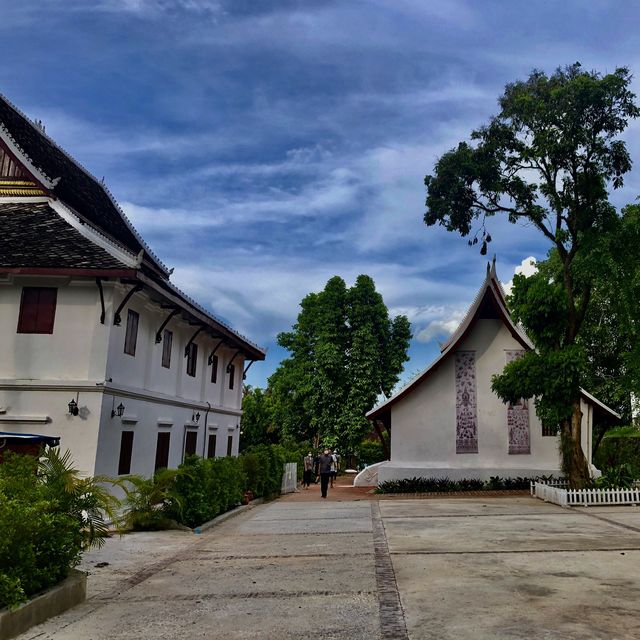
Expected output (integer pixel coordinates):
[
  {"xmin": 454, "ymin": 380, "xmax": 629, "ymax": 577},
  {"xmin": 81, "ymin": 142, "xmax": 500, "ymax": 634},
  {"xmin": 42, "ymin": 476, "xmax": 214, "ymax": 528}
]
[
  {"xmin": 270, "ymin": 275, "xmax": 411, "ymax": 452},
  {"xmin": 424, "ymin": 64, "xmax": 639, "ymax": 485}
]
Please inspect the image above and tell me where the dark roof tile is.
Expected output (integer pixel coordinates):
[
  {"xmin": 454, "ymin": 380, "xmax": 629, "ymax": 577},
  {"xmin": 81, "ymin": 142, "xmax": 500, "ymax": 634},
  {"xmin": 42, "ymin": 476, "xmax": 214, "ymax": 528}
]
[{"xmin": 0, "ymin": 202, "xmax": 127, "ymax": 270}]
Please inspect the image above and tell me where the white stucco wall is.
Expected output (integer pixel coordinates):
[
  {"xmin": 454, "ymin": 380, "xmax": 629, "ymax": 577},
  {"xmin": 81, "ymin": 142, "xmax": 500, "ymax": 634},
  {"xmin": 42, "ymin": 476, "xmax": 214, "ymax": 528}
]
[
  {"xmin": 379, "ymin": 319, "xmax": 563, "ymax": 482},
  {"xmin": 0, "ymin": 278, "xmax": 246, "ymax": 478}
]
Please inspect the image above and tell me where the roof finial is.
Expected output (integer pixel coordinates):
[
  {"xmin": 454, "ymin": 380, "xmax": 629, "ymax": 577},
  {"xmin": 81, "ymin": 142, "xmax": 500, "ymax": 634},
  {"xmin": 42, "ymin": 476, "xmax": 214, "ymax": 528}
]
[{"xmin": 490, "ymin": 254, "xmax": 497, "ymax": 278}]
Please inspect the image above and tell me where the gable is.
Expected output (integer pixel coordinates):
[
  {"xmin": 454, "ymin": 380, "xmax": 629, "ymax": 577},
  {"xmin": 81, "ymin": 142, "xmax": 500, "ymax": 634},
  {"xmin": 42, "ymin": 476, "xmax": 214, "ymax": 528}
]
[
  {"xmin": 0, "ymin": 143, "xmax": 48, "ymax": 197},
  {"xmin": 0, "ymin": 94, "xmax": 168, "ymax": 278}
]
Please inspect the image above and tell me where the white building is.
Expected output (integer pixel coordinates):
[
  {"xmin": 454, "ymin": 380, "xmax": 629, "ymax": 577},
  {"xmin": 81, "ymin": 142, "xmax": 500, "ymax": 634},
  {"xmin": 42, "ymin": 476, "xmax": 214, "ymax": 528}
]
[
  {"xmin": 364, "ymin": 260, "xmax": 619, "ymax": 485},
  {"xmin": 0, "ymin": 94, "xmax": 265, "ymax": 477}
]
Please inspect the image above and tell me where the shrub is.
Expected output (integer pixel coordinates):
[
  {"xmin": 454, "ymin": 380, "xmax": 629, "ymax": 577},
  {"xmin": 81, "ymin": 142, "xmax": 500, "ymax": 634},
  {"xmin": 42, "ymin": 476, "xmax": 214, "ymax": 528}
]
[
  {"xmin": 358, "ymin": 439, "xmax": 387, "ymax": 466},
  {"xmin": 376, "ymin": 475, "xmax": 533, "ymax": 494},
  {"xmin": 0, "ymin": 449, "xmax": 119, "ymax": 609},
  {"xmin": 594, "ymin": 464, "xmax": 636, "ymax": 489},
  {"xmin": 119, "ymin": 469, "xmax": 184, "ymax": 531}
]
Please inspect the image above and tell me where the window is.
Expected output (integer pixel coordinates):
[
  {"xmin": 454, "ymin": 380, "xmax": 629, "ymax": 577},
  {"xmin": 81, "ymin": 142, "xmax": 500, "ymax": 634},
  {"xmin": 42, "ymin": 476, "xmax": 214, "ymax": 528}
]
[
  {"xmin": 210, "ymin": 354, "xmax": 219, "ymax": 383},
  {"xmin": 155, "ymin": 432, "xmax": 171, "ymax": 471},
  {"xmin": 17, "ymin": 287, "xmax": 57, "ymax": 334},
  {"xmin": 161, "ymin": 330, "xmax": 173, "ymax": 368},
  {"xmin": 124, "ymin": 309, "xmax": 139, "ymax": 356},
  {"xmin": 228, "ymin": 363, "xmax": 235, "ymax": 390},
  {"xmin": 118, "ymin": 431, "xmax": 134, "ymax": 475},
  {"xmin": 184, "ymin": 430, "xmax": 198, "ymax": 458},
  {"xmin": 207, "ymin": 434, "xmax": 217, "ymax": 458},
  {"xmin": 542, "ymin": 424, "xmax": 557, "ymax": 437},
  {"xmin": 186, "ymin": 342, "xmax": 198, "ymax": 377},
  {"xmin": 227, "ymin": 434, "xmax": 234, "ymax": 457}
]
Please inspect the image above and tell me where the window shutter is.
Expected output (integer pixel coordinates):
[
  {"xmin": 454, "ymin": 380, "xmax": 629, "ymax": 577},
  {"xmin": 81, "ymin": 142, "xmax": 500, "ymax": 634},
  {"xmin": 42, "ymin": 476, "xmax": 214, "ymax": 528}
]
[
  {"xmin": 124, "ymin": 310, "xmax": 139, "ymax": 356},
  {"xmin": 186, "ymin": 343, "xmax": 198, "ymax": 377},
  {"xmin": 227, "ymin": 434, "xmax": 233, "ymax": 456},
  {"xmin": 155, "ymin": 432, "xmax": 171, "ymax": 470},
  {"xmin": 161, "ymin": 330, "xmax": 173, "ymax": 368},
  {"xmin": 118, "ymin": 431, "xmax": 134, "ymax": 475},
  {"xmin": 210, "ymin": 354, "xmax": 218, "ymax": 383},
  {"xmin": 207, "ymin": 434, "xmax": 217, "ymax": 458},
  {"xmin": 228, "ymin": 363, "xmax": 235, "ymax": 390},
  {"xmin": 184, "ymin": 430, "xmax": 198, "ymax": 457},
  {"xmin": 17, "ymin": 287, "xmax": 57, "ymax": 334}
]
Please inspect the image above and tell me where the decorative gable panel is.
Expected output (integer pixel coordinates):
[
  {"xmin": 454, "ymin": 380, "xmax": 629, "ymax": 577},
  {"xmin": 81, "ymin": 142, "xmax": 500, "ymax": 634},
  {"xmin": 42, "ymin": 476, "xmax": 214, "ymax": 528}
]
[{"xmin": 0, "ymin": 144, "xmax": 47, "ymax": 197}]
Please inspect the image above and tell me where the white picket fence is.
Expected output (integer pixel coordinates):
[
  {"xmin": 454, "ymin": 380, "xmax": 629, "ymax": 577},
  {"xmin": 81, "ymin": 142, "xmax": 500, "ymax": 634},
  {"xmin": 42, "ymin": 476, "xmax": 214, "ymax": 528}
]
[
  {"xmin": 532, "ymin": 481, "xmax": 640, "ymax": 507},
  {"xmin": 566, "ymin": 487, "xmax": 640, "ymax": 506}
]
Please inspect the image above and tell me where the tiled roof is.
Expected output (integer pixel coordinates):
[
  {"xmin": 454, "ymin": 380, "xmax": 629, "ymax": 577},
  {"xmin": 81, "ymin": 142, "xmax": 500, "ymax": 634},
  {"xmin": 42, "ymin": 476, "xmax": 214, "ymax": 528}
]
[
  {"xmin": 0, "ymin": 94, "xmax": 168, "ymax": 277},
  {"xmin": 0, "ymin": 202, "xmax": 128, "ymax": 270}
]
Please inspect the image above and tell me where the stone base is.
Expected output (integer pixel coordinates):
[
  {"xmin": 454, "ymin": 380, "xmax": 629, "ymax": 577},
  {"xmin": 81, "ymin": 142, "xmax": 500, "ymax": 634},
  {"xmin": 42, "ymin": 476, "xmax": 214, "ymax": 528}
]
[{"xmin": 0, "ymin": 569, "xmax": 87, "ymax": 640}]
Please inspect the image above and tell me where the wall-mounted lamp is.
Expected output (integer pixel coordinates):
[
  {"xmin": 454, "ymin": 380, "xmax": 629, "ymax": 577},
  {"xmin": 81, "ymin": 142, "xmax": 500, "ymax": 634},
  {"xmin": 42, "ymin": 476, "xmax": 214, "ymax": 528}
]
[
  {"xmin": 111, "ymin": 402, "xmax": 125, "ymax": 418},
  {"xmin": 192, "ymin": 411, "xmax": 200, "ymax": 423},
  {"xmin": 68, "ymin": 398, "xmax": 79, "ymax": 416}
]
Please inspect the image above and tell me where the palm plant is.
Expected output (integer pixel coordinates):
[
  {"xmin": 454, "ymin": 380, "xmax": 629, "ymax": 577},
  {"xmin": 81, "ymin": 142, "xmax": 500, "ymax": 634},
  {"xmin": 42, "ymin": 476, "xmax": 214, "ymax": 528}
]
[
  {"xmin": 119, "ymin": 468, "xmax": 185, "ymax": 531},
  {"xmin": 38, "ymin": 448, "xmax": 122, "ymax": 548}
]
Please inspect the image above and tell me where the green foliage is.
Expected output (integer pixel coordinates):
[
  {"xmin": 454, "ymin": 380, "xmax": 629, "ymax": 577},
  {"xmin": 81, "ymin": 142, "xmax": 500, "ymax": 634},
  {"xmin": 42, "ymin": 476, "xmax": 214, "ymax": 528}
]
[
  {"xmin": 270, "ymin": 274, "xmax": 411, "ymax": 451},
  {"xmin": 425, "ymin": 63, "xmax": 640, "ymax": 485},
  {"xmin": 376, "ymin": 476, "xmax": 532, "ymax": 494},
  {"xmin": 0, "ymin": 449, "xmax": 119, "ymax": 609},
  {"xmin": 594, "ymin": 426, "xmax": 640, "ymax": 480},
  {"xmin": 358, "ymin": 439, "xmax": 387, "ymax": 466},
  {"xmin": 119, "ymin": 468, "xmax": 184, "ymax": 531},
  {"xmin": 594, "ymin": 464, "xmax": 636, "ymax": 489},
  {"xmin": 240, "ymin": 386, "xmax": 281, "ymax": 450}
]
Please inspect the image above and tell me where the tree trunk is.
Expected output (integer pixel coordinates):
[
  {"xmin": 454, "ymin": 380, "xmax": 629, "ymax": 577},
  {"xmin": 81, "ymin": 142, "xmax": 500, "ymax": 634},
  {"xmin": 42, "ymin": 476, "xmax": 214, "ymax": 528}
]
[
  {"xmin": 561, "ymin": 400, "xmax": 591, "ymax": 487},
  {"xmin": 373, "ymin": 420, "xmax": 390, "ymax": 460}
]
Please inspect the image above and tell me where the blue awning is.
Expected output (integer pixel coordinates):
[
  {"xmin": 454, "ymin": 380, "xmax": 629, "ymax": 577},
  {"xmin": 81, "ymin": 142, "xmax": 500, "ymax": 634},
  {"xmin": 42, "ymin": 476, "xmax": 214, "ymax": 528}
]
[{"xmin": 0, "ymin": 432, "xmax": 60, "ymax": 446}]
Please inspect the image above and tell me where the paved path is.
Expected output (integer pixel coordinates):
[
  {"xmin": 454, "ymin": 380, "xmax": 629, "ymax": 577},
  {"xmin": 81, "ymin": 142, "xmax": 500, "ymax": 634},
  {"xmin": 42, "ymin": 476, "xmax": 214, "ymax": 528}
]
[{"xmin": 15, "ymin": 489, "xmax": 640, "ymax": 640}]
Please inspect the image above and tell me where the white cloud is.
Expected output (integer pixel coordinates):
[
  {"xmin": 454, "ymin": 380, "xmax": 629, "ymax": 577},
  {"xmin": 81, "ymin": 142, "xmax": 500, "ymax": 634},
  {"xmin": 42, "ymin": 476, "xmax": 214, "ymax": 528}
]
[{"xmin": 502, "ymin": 256, "xmax": 538, "ymax": 296}]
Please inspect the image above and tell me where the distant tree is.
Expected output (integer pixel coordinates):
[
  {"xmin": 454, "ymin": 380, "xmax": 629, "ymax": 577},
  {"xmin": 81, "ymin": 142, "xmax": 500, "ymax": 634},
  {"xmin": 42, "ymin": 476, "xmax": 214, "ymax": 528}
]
[
  {"xmin": 270, "ymin": 275, "xmax": 411, "ymax": 452},
  {"xmin": 239, "ymin": 386, "xmax": 280, "ymax": 450},
  {"xmin": 424, "ymin": 64, "xmax": 639, "ymax": 485}
]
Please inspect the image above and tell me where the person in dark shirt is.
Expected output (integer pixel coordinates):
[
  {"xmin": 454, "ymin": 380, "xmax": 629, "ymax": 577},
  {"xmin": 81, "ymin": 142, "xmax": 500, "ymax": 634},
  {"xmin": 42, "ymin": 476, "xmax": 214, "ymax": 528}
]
[{"xmin": 317, "ymin": 449, "xmax": 333, "ymax": 498}]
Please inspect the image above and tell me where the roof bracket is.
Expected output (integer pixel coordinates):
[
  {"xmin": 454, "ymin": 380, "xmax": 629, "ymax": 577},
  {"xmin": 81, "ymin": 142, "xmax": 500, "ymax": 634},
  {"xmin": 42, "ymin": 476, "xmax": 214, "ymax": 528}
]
[
  {"xmin": 226, "ymin": 349, "xmax": 242, "ymax": 373},
  {"xmin": 208, "ymin": 339, "xmax": 224, "ymax": 365},
  {"xmin": 95, "ymin": 277, "xmax": 106, "ymax": 325},
  {"xmin": 113, "ymin": 283, "xmax": 143, "ymax": 326},
  {"xmin": 184, "ymin": 325, "xmax": 205, "ymax": 357},
  {"xmin": 155, "ymin": 308, "xmax": 180, "ymax": 343},
  {"xmin": 243, "ymin": 360, "xmax": 255, "ymax": 380}
]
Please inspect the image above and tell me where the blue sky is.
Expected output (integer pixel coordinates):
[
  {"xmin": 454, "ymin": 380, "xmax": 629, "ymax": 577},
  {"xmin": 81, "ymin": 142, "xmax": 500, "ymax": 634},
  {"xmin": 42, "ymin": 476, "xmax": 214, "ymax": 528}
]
[{"xmin": 3, "ymin": 1, "xmax": 640, "ymax": 389}]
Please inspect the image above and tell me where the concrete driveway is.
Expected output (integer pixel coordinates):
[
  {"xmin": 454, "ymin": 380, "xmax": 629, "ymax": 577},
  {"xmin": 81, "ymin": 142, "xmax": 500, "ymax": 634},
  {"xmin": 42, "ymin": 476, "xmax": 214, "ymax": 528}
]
[{"xmin": 15, "ymin": 491, "xmax": 640, "ymax": 640}]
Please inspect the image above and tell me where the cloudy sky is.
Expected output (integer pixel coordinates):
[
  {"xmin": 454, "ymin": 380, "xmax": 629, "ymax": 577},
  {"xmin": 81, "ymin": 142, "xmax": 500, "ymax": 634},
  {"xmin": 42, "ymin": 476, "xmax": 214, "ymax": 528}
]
[{"xmin": 3, "ymin": 1, "xmax": 640, "ymax": 388}]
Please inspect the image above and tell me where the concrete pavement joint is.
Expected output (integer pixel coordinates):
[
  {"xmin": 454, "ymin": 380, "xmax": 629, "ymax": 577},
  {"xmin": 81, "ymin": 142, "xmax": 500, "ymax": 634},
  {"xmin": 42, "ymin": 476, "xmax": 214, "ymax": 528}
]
[
  {"xmin": 381, "ymin": 512, "xmax": 573, "ymax": 519},
  {"xmin": 371, "ymin": 502, "xmax": 409, "ymax": 640},
  {"xmin": 573, "ymin": 509, "xmax": 640, "ymax": 534},
  {"xmin": 392, "ymin": 547, "xmax": 640, "ymax": 555},
  {"xmin": 94, "ymin": 589, "xmax": 376, "ymax": 603}
]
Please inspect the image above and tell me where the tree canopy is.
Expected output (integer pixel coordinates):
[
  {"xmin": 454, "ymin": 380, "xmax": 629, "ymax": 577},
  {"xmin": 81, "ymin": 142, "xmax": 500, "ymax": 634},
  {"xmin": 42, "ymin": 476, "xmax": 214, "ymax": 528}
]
[
  {"xmin": 424, "ymin": 63, "xmax": 639, "ymax": 485},
  {"xmin": 269, "ymin": 275, "xmax": 411, "ymax": 452}
]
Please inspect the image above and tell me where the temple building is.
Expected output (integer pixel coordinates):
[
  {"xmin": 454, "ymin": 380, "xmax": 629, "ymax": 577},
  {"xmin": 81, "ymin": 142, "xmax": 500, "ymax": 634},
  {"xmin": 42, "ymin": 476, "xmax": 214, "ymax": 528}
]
[
  {"xmin": 0, "ymin": 94, "xmax": 265, "ymax": 477},
  {"xmin": 361, "ymin": 260, "xmax": 619, "ymax": 485}
]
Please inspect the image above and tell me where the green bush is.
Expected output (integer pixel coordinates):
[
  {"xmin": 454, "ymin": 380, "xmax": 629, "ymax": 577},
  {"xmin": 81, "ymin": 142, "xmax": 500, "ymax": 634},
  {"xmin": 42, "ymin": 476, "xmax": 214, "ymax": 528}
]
[
  {"xmin": 594, "ymin": 464, "xmax": 636, "ymax": 489},
  {"xmin": 376, "ymin": 475, "xmax": 533, "ymax": 494},
  {"xmin": 120, "ymin": 444, "xmax": 301, "ymax": 530},
  {"xmin": 119, "ymin": 469, "xmax": 184, "ymax": 531},
  {"xmin": 358, "ymin": 439, "xmax": 387, "ymax": 466},
  {"xmin": 594, "ymin": 426, "xmax": 640, "ymax": 480},
  {"xmin": 0, "ymin": 449, "xmax": 118, "ymax": 609}
]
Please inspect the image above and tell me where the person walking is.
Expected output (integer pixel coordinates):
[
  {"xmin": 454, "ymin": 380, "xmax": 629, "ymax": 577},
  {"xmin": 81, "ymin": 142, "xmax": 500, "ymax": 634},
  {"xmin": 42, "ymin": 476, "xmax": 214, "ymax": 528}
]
[
  {"xmin": 330, "ymin": 449, "xmax": 339, "ymax": 488},
  {"xmin": 303, "ymin": 452, "xmax": 314, "ymax": 489},
  {"xmin": 317, "ymin": 448, "xmax": 333, "ymax": 498}
]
